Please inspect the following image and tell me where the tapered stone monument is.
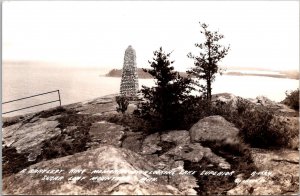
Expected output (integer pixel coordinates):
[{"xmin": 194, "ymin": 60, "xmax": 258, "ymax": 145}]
[{"xmin": 120, "ymin": 45, "xmax": 139, "ymax": 97}]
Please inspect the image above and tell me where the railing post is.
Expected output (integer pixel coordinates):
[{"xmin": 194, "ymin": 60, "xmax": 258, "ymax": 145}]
[{"xmin": 58, "ymin": 90, "xmax": 62, "ymax": 106}]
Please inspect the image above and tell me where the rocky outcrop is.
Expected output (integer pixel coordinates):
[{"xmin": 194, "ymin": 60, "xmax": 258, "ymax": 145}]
[
  {"xmin": 212, "ymin": 93, "xmax": 238, "ymax": 105},
  {"xmin": 161, "ymin": 143, "xmax": 231, "ymax": 169},
  {"xmin": 212, "ymin": 93, "xmax": 299, "ymax": 149},
  {"xmin": 2, "ymin": 93, "xmax": 299, "ymax": 195},
  {"xmin": 122, "ymin": 131, "xmax": 144, "ymax": 153},
  {"xmin": 72, "ymin": 94, "xmax": 118, "ymax": 115},
  {"xmin": 141, "ymin": 130, "xmax": 231, "ymax": 170},
  {"xmin": 88, "ymin": 121, "xmax": 126, "ymax": 148},
  {"xmin": 213, "ymin": 93, "xmax": 298, "ymax": 116},
  {"xmin": 3, "ymin": 145, "xmax": 193, "ymax": 195},
  {"xmin": 141, "ymin": 132, "xmax": 162, "ymax": 155},
  {"xmin": 2, "ymin": 95, "xmax": 128, "ymax": 176},
  {"xmin": 3, "ymin": 116, "xmax": 61, "ymax": 160},
  {"xmin": 228, "ymin": 148, "xmax": 299, "ymax": 195},
  {"xmin": 189, "ymin": 115, "xmax": 239, "ymax": 143},
  {"xmin": 161, "ymin": 130, "xmax": 190, "ymax": 145}
]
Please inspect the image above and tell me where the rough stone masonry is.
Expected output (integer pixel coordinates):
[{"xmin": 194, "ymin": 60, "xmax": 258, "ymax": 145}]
[{"xmin": 120, "ymin": 45, "xmax": 139, "ymax": 97}]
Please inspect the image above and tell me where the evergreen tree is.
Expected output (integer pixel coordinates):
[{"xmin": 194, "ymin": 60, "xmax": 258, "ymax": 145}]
[
  {"xmin": 136, "ymin": 47, "xmax": 191, "ymax": 130},
  {"xmin": 188, "ymin": 22, "xmax": 230, "ymax": 100}
]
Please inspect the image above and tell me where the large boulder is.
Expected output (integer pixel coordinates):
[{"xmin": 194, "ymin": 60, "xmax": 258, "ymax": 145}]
[
  {"xmin": 189, "ymin": 115, "xmax": 239, "ymax": 143},
  {"xmin": 3, "ymin": 145, "xmax": 195, "ymax": 195},
  {"xmin": 228, "ymin": 148, "xmax": 299, "ymax": 195}
]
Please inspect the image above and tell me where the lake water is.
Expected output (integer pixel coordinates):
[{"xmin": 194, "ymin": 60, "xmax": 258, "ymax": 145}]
[{"xmin": 2, "ymin": 63, "xmax": 299, "ymax": 117}]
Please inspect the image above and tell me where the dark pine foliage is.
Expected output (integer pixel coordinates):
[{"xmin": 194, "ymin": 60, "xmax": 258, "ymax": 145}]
[
  {"xmin": 116, "ymin": 96, "xmax": 129, "ymax": 114},
  {"xmin": 282, "ymin": 88, "xmax": 299, "ymax": 111},
  {"xmin": 188, "ymin": 22, "xmax": 230, "ymax": 100},
  {"xmin": 135, "ymin": 47, "xmax": 192, "ymax": 131}
]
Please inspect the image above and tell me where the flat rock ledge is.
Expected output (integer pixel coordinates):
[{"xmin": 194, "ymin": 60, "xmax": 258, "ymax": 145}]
[
  {"xmin": 228, "ymin": 148, "xmax": 299, "ymax": 195},
  {"xmin": 3, "ymin": 145, "xmax": 196, "ymax": 195}
]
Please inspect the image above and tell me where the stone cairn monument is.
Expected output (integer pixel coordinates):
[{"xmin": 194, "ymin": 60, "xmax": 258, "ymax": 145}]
[{"xmin": 120, "ymin": 45, "xmax": 139, "ymax": 97}]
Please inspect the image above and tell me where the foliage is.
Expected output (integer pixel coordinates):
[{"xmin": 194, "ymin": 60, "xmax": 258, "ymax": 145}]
[
  {"xmin": 135, "ymin": 47, "xmax": 192, "ymax": 130},
  {"xmin": 212, "ymin": 97, "xmax": 296, "ymax": 148},
  {"xmin": 116, "ymin": 96, "xmax": 129, "ymax": 114},
  {"xmin": 107, "ymin": 113, "xmax": 152, "ymax": 133},
  {"xmin": 282, "ymin": 88, "xmax": 299, "ymax": 111},
  {"xmin": 3, "ymin": 146, "xmax": 32, "ymax": 177},
  {"xmin": 179, "ymin": 96, "xmax": 212, "ymax": 129},
  {"xmin": 187, "ymin": 22, "xmax": 230, "ymax": 100}
]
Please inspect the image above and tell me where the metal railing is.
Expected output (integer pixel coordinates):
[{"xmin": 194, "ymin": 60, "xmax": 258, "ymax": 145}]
[{"xmin": 2, "ymin": 90, "xmax": 62, "ymax": 115}]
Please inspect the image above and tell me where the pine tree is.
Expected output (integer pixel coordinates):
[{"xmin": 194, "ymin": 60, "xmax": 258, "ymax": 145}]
[
  {"xmin": 188, "ymin": 22, "xmax": 230, "ymax": 100},
  {"xmin": 137, "ymin": 47, "xmax": 191, "ymax": 130}
]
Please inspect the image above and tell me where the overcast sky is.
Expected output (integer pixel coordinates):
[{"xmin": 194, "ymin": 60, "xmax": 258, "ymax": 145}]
[{"xmin": 3, "ymin": 1, "xmax": 299, "ymax": 71}]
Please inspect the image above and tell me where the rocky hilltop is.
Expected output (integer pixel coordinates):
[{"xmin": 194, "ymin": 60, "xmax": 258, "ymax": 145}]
[{"xmin": 2, "ymin": 94, "xmax": 299, "ymax": 195}]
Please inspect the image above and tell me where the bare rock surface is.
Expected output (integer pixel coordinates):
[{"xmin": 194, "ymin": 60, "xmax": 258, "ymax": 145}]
[
  {"xmin": 2, "ymin": 118, "xmax": 60, "ymax": 154},
  {"xmin": 141, "ymin": 130, "xmax": 231, "ymax": 170},
  {"xmin": 227, "ymin": 148, "xmax": 299, "ymax": 195},
  {"xmin": 189, "ymin": 115, "xmax": 239, "ymax": 143},
  {"xmin": 213, "ymin": 93, "xmax": 298, "ymax": 116},
  {"xmin": 73, "ymin": 94, "xmax": 118, "ymax": 115},
  {"xmin": 122, "ymin": 131, "xmax": 144, "ymax": 153},
  {"xmin": 141, "ymin": 133, "xmax": 162, "ymax": 155},
  {"xmin": 161, "ymin": 130, "xmax": 190, "ymax": 145},
  {"xmin": 162, "ymin": 143, "xmax": 231, "ymax": 169},
  {"xmin": 3, "ymin": 145, "xmax": 195, "ymax": 195},
  {"xmin": 212, "ymin": 93, "xmax": 238, "ymax": 107},
  {"xmin": 88, "ymin": 121, "xmax": 126, "ymax": 148}
]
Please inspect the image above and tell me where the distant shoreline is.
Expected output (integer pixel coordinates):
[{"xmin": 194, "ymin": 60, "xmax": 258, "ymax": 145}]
[
  {"xmin": 105, "ymin": 68, "xmax": 299, "ymax": 80},
  {"xmin": 225, "ymin": 71, "xmax": 299, "ymax": 80}
]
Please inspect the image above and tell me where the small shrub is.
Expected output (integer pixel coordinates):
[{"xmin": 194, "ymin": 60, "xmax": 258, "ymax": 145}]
[
  {"xmin": 211, "ymin": 98, "xmax": 294, "ymax": 148},
  {"xmin": 107, "ymin": 113, "xmax": 153, "ymax": 133},
  {"xmin": 116, "ymin": 96, "xmax": 129, "ymax": 114},
  {"xmin": 2, "ymin": 116, "xmax": 24, "ymax": 128},
  {"xmin": 282, "ymin": 89, "xmax": 299, "ymax": 111},
  {"xmin": 237, "ymin": 107, "xmax": 275, "ymax": 148},
  {"xmin": 38, "ymin": 106, "xmax": 66, "ymax": 118},
  {"xmin": 3, "ymin": 146, "xmax": 32, "ymax": 177}
]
